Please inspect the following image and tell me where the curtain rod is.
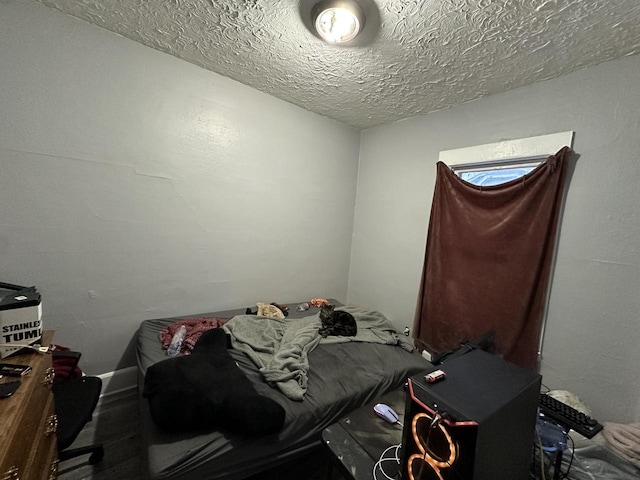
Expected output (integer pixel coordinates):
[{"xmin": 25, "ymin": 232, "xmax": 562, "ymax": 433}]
[{"xmin": 449, "ymin": 154, "xmax": 550, "ymax": 172}]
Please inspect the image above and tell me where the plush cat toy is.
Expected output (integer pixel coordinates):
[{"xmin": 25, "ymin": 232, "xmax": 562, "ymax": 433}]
[
  {"xmin": 257, "ymin": 302, "xmax": 285, "ymax": 318},
  {"xmin": 318, "ymin": 304, "xmax": 357, "ymax": 337},
  {"xmin": 245, "ymin": 302, "xmax": 286, "ymax": 318}
]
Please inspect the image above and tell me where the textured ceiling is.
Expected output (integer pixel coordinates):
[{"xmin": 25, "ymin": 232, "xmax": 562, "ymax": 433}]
[{"xmin": 37, "ymin": 0, "xmax": 640, "ymax": 130}]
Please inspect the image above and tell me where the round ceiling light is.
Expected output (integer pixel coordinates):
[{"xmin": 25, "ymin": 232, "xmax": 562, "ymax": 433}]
[{"xmin": 312, "ymin": 0, "xmax": 366, "ymax": 44}]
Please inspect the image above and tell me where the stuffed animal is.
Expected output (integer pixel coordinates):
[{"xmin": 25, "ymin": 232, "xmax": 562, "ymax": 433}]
[{"xmin": 256, "ymin": 302, "xmax": 285, "ymax": 318}]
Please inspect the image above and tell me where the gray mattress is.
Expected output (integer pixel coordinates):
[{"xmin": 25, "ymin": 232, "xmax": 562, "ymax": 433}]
[{"xmin": 136, "ymin": 301, "xmax": 431, "ymax": 480}]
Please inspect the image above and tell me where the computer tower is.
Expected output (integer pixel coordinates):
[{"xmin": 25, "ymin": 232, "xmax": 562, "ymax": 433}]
[{"xmin": 400, "ymin": 349, "xmax": 541, "ymax": 480}]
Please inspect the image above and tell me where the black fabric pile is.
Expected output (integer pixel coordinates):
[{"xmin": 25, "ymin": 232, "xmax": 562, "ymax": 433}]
[{"xmin": 143, "ymin": 328, "xmax": 285, "ymax": 435}]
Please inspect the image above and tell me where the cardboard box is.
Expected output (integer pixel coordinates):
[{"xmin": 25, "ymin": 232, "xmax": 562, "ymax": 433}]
[{"xmin": 0, "ymin": 284, "xmax": 42, "ymax": 359}]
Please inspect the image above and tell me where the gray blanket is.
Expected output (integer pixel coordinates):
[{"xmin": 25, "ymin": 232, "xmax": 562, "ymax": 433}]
[
  {"xmin": 223, "ymin": 314, "xmax": 321, "ymax": 401},
  {"xmin": 319, "ymin": 305, "xmax": 414, "ymax": 352},
  {"xmin": 223, "ymin": 305, "xmax": 413, "ymax": 401}
]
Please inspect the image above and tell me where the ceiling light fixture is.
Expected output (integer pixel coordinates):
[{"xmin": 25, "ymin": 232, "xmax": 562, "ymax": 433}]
[{"xmin": 311, "ymin": 0, "xmax": 366, "ymax": 44}]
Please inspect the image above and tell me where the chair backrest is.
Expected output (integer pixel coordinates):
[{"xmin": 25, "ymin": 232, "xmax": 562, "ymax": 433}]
[
  {"xmin": 50, "ymin": 349, "xmax": 104, "ymax": 464},
  {"xmin": 51, "ymin": 347, "xmax": 83, "ymax": 382}
]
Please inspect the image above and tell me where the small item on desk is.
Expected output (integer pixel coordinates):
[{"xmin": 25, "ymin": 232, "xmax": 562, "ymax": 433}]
[
  {"xmin": 374, "ymin": 403, "xmax": 402, "ymax": 426},
  {"xmin": 425, "ymin": 369, "xmax": 446, "ymax": 383},
  {"xmin": 0, "ymin": 363, "xmax": 32, "ymax": 377},
  {"xmin": 0, "ymin": 379, "xmax": 21, "ymax": 398}
]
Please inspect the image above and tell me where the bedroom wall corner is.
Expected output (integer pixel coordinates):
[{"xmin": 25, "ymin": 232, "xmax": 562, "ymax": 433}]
[
  {"xmin": 0, "ymin": 0, "xmax": 360, "ymax": 376},
  {"xmin": 349, "ymin": 53, "xmax": 640, "ymax": 424}
]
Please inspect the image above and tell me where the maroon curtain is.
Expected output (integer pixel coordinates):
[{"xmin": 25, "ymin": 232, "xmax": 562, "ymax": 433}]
[{"xmin": 413, "ymin": 147, "xmax": 573, "ymax": 370}]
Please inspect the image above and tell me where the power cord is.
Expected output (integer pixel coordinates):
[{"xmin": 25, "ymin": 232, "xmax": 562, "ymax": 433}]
[
  {"xmin": 560, "ymin": 435, "xmax": 575, "ymax": 479},
  {"xmin": 536, "ymin": 426, "xmax": 547, "ymax": 480},
  {"xmin": 415, "ymin": 413, "xmax": 442, "ymax": 480},
  {"xmin": 372, "ymin": 443, "xmax": 402, "ymax": 480},
  {"xmin": 380, "ymin": 410, "xmax": 467, "ymax": 480}
]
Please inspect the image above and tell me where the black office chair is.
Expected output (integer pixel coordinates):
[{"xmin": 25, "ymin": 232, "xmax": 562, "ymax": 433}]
[{"xmin": 52, "ymin": 350, "xmax": 104, "ymax": 464}]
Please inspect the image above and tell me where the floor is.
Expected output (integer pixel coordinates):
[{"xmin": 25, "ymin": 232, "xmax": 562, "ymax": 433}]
[
  {"xmin": 56, "ymin": 389, "xmax": 142, "ymax": 480},
  {"xmin": 56, "ymin": 389, "xmax": 339, "ymax": 480},
  {"xmin": 55, "ymin": 386, "xmax": 640, "ymax": 480}
]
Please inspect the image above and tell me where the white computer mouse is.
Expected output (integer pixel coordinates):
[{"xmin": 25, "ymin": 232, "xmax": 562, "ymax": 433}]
[{"xmin": 373, "ymin": 403, "xmax": 399, "ymax": 424}]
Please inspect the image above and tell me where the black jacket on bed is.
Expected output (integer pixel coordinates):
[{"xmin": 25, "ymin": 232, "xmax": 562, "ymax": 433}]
[{"xmin": 143, "ymin": 328, "xmax": 285, "ymax": 435}]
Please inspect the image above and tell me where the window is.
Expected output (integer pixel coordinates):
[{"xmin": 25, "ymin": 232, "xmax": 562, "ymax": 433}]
[
  {"xmin": 453, "ymin": 158, "xmax": 541, "ymax": 186},
  {"xmin": 440, "ymin": 131, "xmax": 574, "ymax": 186},
  {"xmin": 430, "ymin": 131, "xmax": 575, "ymax": 362}
]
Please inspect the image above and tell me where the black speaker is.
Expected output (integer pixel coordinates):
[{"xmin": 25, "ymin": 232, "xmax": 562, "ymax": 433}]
[{"xmin": 400, "ymin": 349, "xmax": 541, "ymax": 480}]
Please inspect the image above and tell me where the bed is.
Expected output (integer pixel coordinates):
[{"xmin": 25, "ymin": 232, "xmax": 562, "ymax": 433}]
[{"xmin": 136, "ymin": 300, "xmax": 431, "ymax": 480}]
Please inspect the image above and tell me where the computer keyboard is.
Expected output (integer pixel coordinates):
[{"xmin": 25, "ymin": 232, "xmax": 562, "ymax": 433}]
[{"xmin": 538, "ymin": 393, "xmax": 603, "ymax": 439}]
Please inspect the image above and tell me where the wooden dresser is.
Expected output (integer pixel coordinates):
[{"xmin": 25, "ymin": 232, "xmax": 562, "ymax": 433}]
[{"xmin": 0, "ymin": 331, "xmax": 58, "ymax": 480}]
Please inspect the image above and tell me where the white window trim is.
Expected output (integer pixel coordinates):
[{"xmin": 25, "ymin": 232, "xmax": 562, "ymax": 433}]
[{"xmin": 439, "ymin": 131, "xmax": 574, "ymax": 166}]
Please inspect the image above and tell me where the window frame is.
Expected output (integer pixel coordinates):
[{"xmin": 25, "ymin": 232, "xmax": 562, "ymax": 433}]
[{"xmin": 452, "ymin": 156, "xmax": 545, "ymax": 186}]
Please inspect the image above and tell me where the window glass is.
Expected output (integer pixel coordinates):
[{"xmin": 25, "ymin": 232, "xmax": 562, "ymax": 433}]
[{"xmin": 458, "ymin": 166, "xmax": 537, "ymax": 186}]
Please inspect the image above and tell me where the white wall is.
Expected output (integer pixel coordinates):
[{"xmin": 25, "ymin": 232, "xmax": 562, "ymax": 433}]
[
  {"xmin": 0, "ymin": 1, "xmax": 360, "ymax": 375},
  {"xmin": 349, "ymin": 53, "xmax": 640, "ymax": 423},
  {"xmin": 3, "ymin": 1, "xmax": 638, "ymax": 425}
]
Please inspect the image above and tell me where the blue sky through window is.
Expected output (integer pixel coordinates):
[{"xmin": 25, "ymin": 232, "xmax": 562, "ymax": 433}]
[{"xmin": 458, "ymin": 166, "xmax": 537, "ymax": 186}]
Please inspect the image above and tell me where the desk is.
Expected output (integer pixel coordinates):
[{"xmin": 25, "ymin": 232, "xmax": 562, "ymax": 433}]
[
  {"xmin": 0, "ymin": 331, "xmax": 58, "ymax": 480},
  {"xmin": 322, "ymin": 388, "xmax": 406, "ymax": 480}
]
